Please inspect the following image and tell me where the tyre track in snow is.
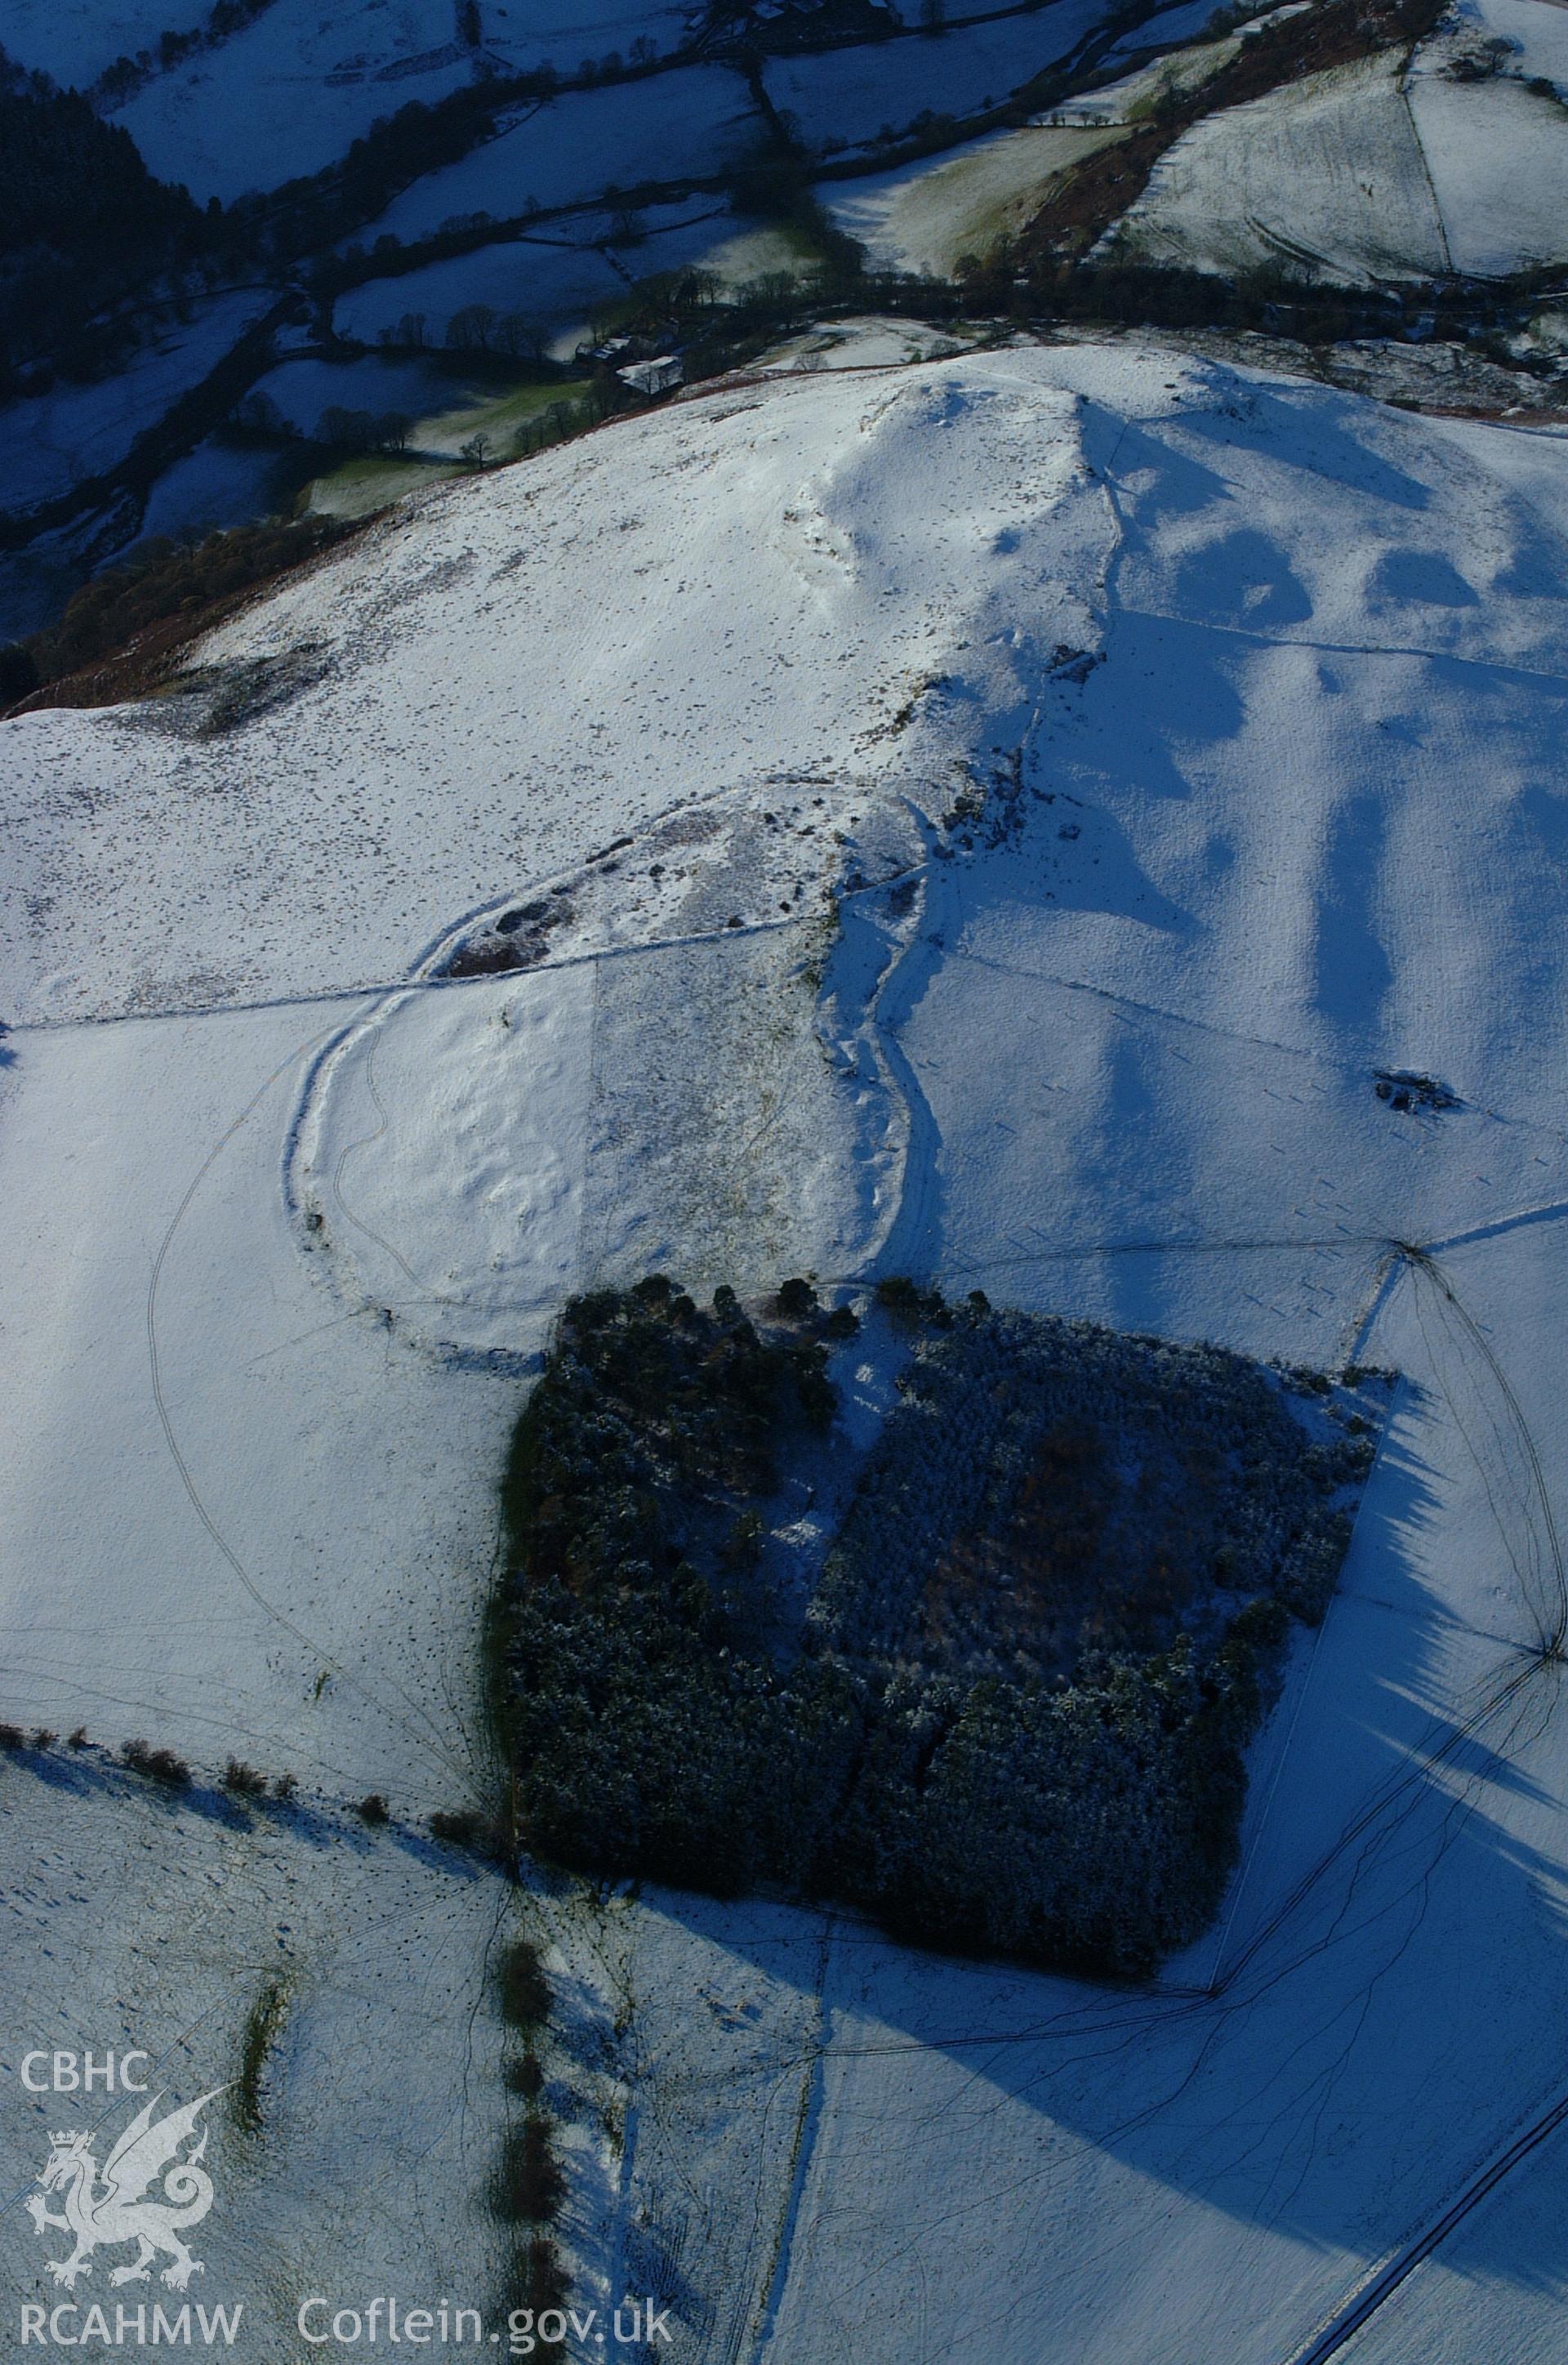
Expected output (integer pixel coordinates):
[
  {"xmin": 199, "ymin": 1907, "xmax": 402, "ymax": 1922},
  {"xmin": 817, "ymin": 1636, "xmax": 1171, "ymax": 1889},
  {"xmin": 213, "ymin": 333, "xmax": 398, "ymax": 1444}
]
[
  {"xmin": 1281, "ymin": 2078, "xmax": 1568, "ymax": 2365},
  {"xmin": 1248, "ymin": 1243, "xmax": 1568, "ymax": 2353},
  {"xmin": 737, "ymin": 497, "xmax": 1568, "ymax": 2323},
  {"xmin": 738, "ymin": 1914, "xmax": 836, "ymax": 2365},
  {"xmin": 753, "ymin": 1234, "xmax": 1568, "ymax": 2363},
  {"xmin": 143, "ymin": 1007, "xmax": 487, "ymax": 1799},
  {"xmin": 1203, "ymin": 1238, "xmax": 1565, "ymax": 1998},
  {"xmin": 1401, "ymin": 1241, "xmax": 1567, "ymax": 1652},
  {"xmin": 96, "ymin": 688, "xmax": 1568, "ymax": 2349}
]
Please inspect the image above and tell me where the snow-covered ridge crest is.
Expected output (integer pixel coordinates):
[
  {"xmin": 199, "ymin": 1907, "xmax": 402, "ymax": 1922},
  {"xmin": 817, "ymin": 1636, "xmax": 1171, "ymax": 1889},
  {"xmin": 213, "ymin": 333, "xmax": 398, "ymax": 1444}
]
[
  {"xmin": 2, "ymin": 353, "xmax": 1113, "ymax": 1024},
  {"xmin": 7, "ymin": 343, "xmax": 1568, "ymax": 1041},
  {"xmin": 780, "ymin": 368, "xmax": 1110, "ymax": 761}
]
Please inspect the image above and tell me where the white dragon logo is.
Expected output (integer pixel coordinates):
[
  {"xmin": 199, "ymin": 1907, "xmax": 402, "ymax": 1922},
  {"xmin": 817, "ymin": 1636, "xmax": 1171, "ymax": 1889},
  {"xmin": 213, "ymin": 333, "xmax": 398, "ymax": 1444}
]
[{"xmin": 26, "ymin": 2088, "xmax": 227, "ymax": 2291}]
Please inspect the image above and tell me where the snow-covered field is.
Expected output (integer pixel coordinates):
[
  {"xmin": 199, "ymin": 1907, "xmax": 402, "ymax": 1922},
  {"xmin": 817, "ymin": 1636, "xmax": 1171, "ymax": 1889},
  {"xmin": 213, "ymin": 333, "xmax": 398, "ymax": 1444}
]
[
  {"xmin": 131, "ymin": 435, "xmax": 301, "ymax": 547},
  {"xmin": 1403, "ymin": 66, "xmax": 1568, "ymax": 279},
  {"xmin": 117, "ymin": 0, "xmax": 479, "ymax": 202},
  {"xmin": 1049, "ymin": 23, "xmax": 1241, "ymax": 117},
  {"xmin": 0, "ymin": 0, "xmax": 210, "ymax": 87},
  {"xmin": 332, "ymin": 202, "xmax": 742, "ymax": 353},
  {"xmin": 0, "ymin": 1772, "xmax": 514, "ymax": 2357},
  {"xmin": 0, "ymin": 292, "xmax": 274, "ymax": 519},
  {"xmin": 481, "ymin": 0, "xmax": 696, "ymax": 71},
  {"xmin": 1105, "ymin": 51, "xmax": 1450, "ymax": 283},
  {"xmin": 334, "ymin": 239, "xmax": 639, "ymax": 351},
  {"xmin": 1098, "ymin": 0, "xmax": 1237, "ymax": 61},
  {"xmin": 353, "ymin": 68, "xmax": 760, "ymax": 245},
  {"xmin": 8, "ymin": 340, "xmax": 1568, "ymax": 2354},
  {"xmin": 764, "ymin": 0, "xmax": 1116, "ymax": 152},
  {"xmin": 1107, "ymin": 21, "xmax": 1568, "ymax": 284},
  {"xmin": 0, "ymin": 1000, "xmax": 519, "ymax": 1797},
  {"xmin": 250, "ymin": 353, "xmax": 482, "ymax": 432},
  {"xmin": 754, "ymin": 311, "xmax": 984, "ymax": 366}
]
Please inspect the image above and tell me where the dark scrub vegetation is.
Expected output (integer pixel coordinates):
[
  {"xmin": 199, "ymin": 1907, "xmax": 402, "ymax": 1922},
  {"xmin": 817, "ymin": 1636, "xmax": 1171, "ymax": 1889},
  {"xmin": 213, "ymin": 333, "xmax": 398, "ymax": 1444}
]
[
  {"xmin": 491, "ymin": 1279, "xmax": 1383, "ymax": 1978},
  {"xmin": 3, "ymin": 515, "xmax": 356, "ymax": 714}
]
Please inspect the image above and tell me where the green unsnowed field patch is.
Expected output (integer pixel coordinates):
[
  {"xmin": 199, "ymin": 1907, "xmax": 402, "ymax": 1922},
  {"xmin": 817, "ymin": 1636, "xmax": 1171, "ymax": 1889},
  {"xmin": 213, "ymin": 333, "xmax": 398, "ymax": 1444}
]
[
  {"xmin": 304, "ymin": 377, "xmax": 600, "ymax": 515},
  {"xmin": 305, "ymin": 451, "xmax": 460, "ymax": 518},
  {"xmin": 414, "ymin": 378, "xmax": 595, "ymax": 457},
  {"xmin": 490, "ymin": 1277, "xmax": 1388, "ymax": 1978}
]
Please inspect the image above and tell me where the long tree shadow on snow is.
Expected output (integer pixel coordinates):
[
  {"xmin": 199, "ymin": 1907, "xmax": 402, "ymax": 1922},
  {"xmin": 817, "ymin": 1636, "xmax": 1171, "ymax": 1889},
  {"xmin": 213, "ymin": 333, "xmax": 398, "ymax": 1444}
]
[{"xmin": 632, "ymin": 1399, "xmax": 1568, "ymax": 2303}]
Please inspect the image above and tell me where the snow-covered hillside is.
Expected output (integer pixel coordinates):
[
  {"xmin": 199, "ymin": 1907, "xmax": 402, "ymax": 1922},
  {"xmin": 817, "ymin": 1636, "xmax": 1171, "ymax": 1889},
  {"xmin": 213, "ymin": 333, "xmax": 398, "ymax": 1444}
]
[
  {"xmin": 7, "ymin": 341, "xmax": 1568, "ymax": 2358},
  {"xmin": 1106, "ymin": 0, "xmax": 1568, "ymax": 284},
  {"xmin": 823, "ymin": 121, "xmax": 1125, "ymax": 276},
  {"xmin": 0, "ymin": 1772, "xmax": 514, "ymax": 2348},
  {"xmin": 3, "ymin": 351, "xmax": 1100, "ymax": 1021}
]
